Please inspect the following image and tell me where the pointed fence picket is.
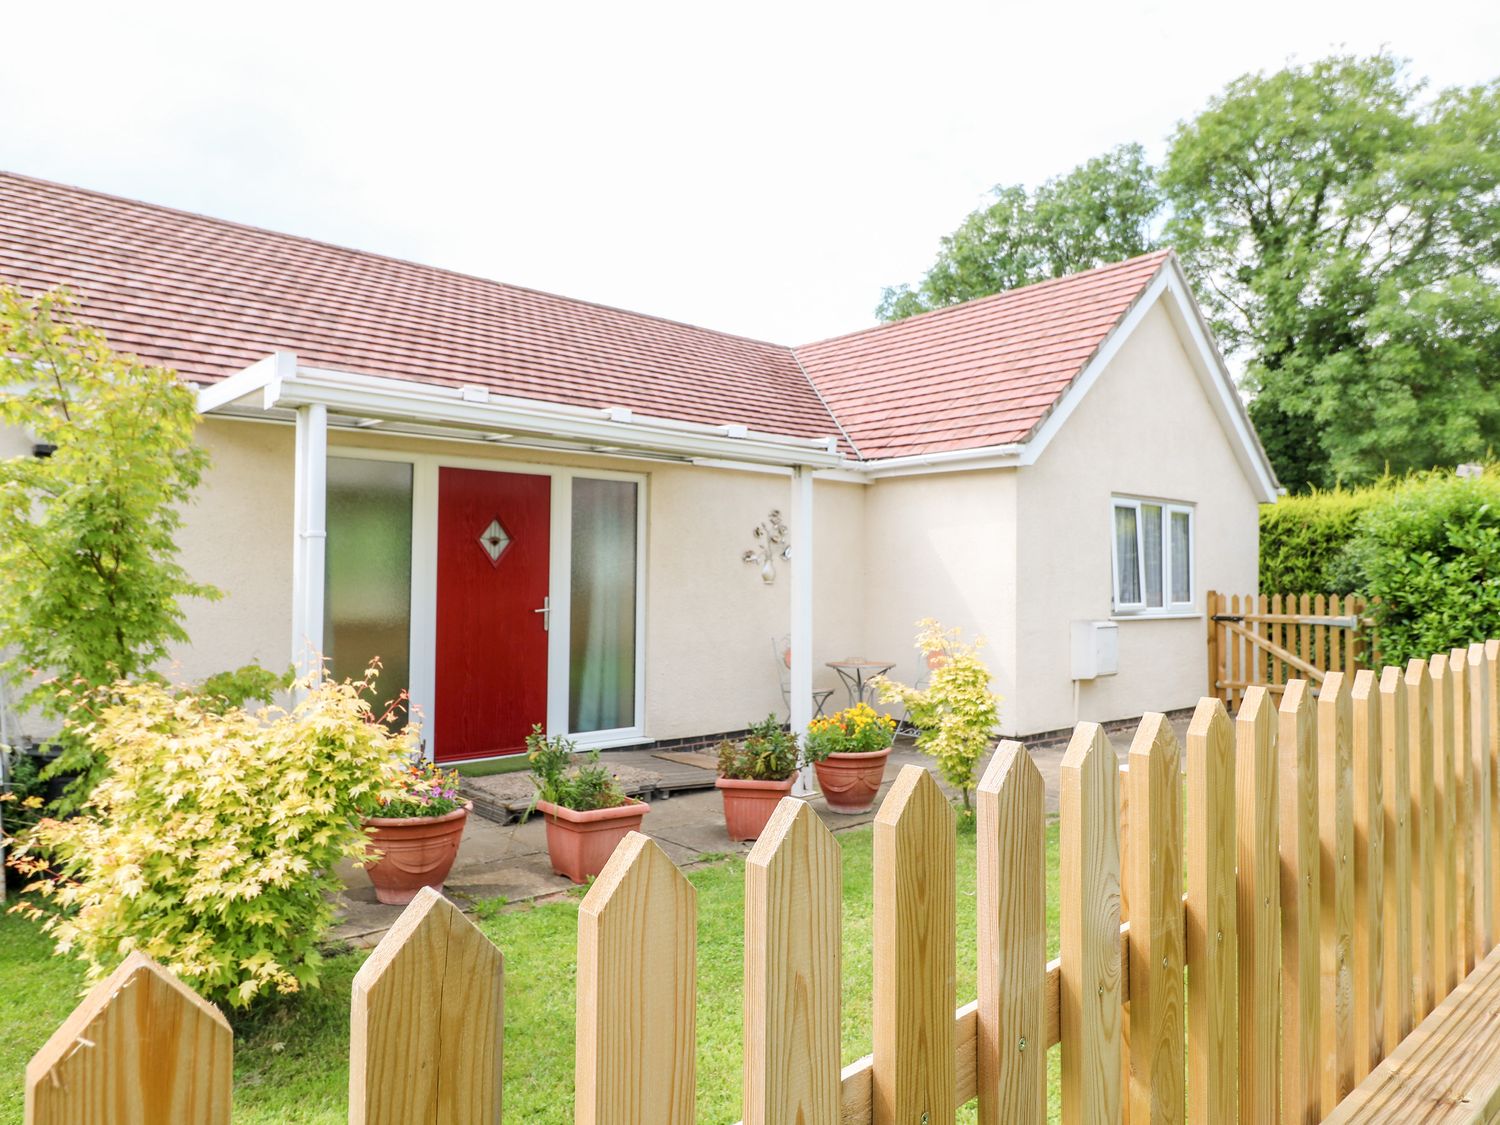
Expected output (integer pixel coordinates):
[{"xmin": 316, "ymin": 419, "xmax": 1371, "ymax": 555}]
[
  {"xmin": 25, "ymin": 952, "xmax": 232, "ymax": 1125},
  {"xmin": 1125, "ymin": 715, "xmax": 1183, "ymax": 1125},
  {"xmin": 742, "ymin": 797, "xmax": 841, "ymax": 1125},
  {"xmin": 24, "ymin": 638, "xmax": 1500, "ymax": 1125},
  {"xmin": 976, "ymin": 742, "xmax": 1045, "ymax": 1125},
  {"xmin": 350, "ymin": 886, "xmax": 503, "ymax": 1125}
]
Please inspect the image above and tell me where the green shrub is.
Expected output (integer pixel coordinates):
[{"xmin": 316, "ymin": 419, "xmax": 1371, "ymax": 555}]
[
  {"xmin": 9, "ymin": 669, "xmax": 409, "ymax": 1008},
  {"xmin": 878, "ymin": 620, "xmax": 999, "ymax": 812},
  {"xmin": 1259, "ymin": 482, "xmax": 1394, "ymax": 594},
  {"xmin": 1344, "ymin": 471, "xmax": 1500, "ymax": 664},
  {"xmin": 525, "ymin": 726, "xmax": 628, "ymax": 811},
  {"xmin": 716, "ymin": 715, "xmax": 799, "ymax": 781}
]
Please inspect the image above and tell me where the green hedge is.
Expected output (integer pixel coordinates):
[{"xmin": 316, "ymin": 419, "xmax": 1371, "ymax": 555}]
[
  {"xmin": 1261, "ymin": 469, "xmax": 1500, "ymax": 666},
  {"xmin": 1259, "ymin": 485, "xmax": 1389, "ymax": 594}
]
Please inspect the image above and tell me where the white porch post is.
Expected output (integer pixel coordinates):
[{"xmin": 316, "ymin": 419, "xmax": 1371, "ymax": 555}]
[
  {"xmin": 789, "ymin": 464, "xmax": 815, "ymax": 795},
  {"xmin": 291, "ymin": 402, "xmax": 328, "ymax": 675}
]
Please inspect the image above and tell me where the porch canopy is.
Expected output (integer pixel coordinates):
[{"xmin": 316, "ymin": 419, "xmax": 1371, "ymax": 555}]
[{"xmin": 197, "ymin": 352, "xmax": 844, "ymax": 746}]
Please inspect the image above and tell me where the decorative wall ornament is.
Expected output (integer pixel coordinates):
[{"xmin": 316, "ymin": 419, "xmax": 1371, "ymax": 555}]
[{"xmin": 742, "ymin": 509, "xmax": 791, "ymax": 585}]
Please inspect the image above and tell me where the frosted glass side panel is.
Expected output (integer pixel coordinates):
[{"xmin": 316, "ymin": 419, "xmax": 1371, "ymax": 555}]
[
  {"xmin": 324, "ymin": 458, "xmax": 413, "ymax": 726},
  {"xmin": 570, "ymin": 478, "xmax": 638, "ymax": 733}
]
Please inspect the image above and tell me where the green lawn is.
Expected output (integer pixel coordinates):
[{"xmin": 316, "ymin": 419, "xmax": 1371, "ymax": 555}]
[{"xmin": 1, "ymin": 819, "xmax": 1063, "ymax": 1124}]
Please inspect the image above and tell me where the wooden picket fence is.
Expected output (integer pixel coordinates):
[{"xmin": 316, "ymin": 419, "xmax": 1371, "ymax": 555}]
[
  {"xmin": 1208, "ymin": 589, "xmax": 1371, "ymax": 710},
  {"xmin": 23, "ymin": 639, "xmax": 1500, "ymax": 1124}
]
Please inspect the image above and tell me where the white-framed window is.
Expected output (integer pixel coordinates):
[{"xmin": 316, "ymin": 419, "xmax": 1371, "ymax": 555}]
[{"xmin": 1111, "ymin": 497, "xmax": 1194, "ymax": 614}]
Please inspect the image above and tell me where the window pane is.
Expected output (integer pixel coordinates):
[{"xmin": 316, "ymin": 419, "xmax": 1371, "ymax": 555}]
[
  {"xmin": 324, "ymin": 458, "xmax": 412, "ymax": 727},
  {"xmin": 570, "ymin": 478, "xmax": 638, "ymax": 732},
  {"xmin": 1114, "ymin": 505, "xmax": 1141, "ymax": 605},
  {"xmin": 1171, "ymin": 510, "xmax": 1192, "ymax": 603},
  {"xmin": 1142, "ymin": 504, "xmax": 1164, "ymax": 608}
]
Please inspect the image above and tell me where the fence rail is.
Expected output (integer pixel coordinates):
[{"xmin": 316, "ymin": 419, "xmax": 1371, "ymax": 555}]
[
  {"xmin": 24, "ymin": 637, "xmax": 1500, "ymax": 1124},
  {"xmin": 1208, "ymin": 589, "xmax": 1370, "ymax": 710}
]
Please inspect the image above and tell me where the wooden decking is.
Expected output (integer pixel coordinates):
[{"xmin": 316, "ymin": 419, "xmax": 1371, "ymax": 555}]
[{"xmin": 1325, "ymin": 942, "xmax": 1500, "ymax": 1123}]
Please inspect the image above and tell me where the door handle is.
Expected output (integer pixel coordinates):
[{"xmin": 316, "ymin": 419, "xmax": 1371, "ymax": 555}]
[{"xmin": 534, "ymin": 596, "xmax": 551, "ymax": 631}]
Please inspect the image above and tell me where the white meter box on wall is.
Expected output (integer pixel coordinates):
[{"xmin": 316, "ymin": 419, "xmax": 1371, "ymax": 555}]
[{"xmin": 1071, "ymin": 620, "xmax": 1119, "ymax": 680}]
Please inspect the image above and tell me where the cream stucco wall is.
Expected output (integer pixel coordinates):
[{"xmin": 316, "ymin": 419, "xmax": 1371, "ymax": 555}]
[
  {"xmin": 861, "ymin": 470, "xmax": 1018, "ymax": 719},
  {"xmin": 1009, "ymin": 301, "xmax": 1261, "ymax": 734}
]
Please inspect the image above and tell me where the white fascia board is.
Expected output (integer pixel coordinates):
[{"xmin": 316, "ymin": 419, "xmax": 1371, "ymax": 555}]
[
  {"xmin": 195, "ymin": 351, "xmax": 296, "ymax": 413},
  {"xmin": 1011, "ymin": 260, "xmax": 1279, "ymax": 503},
  {"xmin": 1157, "ymin": 263, "xmax": 1281, "ymax": 503},
  {"xmin": 200, "ymin": 360, "xmax": 844, "ymax": 469}
]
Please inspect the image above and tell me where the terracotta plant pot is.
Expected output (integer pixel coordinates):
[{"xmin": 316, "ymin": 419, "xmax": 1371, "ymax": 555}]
[
  {"xmin": 814, "ymin": 747, "xmax": 893, "ymax": 814},
  {"xmin": 536, "ymin": 798, "xmax": 650, "ymax": 884},
  {"xmin": 364, "ymin": 803, "xmax": 471, "ymax": 905},
  {"xmin": 716, "ymin": 775, "xmax": 795, "ymax": 841}
]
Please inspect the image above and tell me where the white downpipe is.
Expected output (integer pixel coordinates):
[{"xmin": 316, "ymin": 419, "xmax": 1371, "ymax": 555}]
[
  {"xmin": 789, "ymin": 465, "xmax": 815, "ymax": 796},
  {"xmin": 291, "ymin": 403, "xmax": 328, "ymax": 678}
]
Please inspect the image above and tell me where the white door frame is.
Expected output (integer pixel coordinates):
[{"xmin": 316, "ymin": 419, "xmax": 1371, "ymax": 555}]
[{"xmin": 324, "ymin": 445, "xmax": 649, "ymax": 757}]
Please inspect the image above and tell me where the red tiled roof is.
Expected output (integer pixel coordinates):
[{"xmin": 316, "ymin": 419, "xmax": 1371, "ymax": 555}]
[
  {"xmin": 0, "ymin": 172, "xmax": 840, "ymax": 443},
  {"xmin": 0, "ymin": 171, "xmax": 1171, "ymax": 461},
  {"xmin": 792, "ymin": 250, "xmax": 1173, "ymax": 459}
]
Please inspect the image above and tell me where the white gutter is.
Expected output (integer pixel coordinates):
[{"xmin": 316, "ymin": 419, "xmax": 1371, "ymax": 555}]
[
  {"xmin": 856, "ymin": 442, "xmax": 1027, "ymax": 479},
  {"xmin": 197, "ymin": 354, "xmax": 845, "ymax": 470}
]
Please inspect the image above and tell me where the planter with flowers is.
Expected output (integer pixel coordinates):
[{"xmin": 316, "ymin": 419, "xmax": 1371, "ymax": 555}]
[
  {"xmin": 806, "ymin": 703, "xmax": 896, "ymax": 814},
  {"xmin": 527, "ymin": 726, "xmax": 648, "ymax": 884},
  {"xmin": 363, "ymin": 759, "xmax": 471, "ymax": 905},
  {"xmin": 716, "ymin": 715, "xmax": 799, "ymax": 841}
]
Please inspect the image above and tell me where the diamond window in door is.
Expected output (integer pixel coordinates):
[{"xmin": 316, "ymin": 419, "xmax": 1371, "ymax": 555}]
[{"xmin": 478, "ymin": 517, "xmax": 512, "ymax": 566}]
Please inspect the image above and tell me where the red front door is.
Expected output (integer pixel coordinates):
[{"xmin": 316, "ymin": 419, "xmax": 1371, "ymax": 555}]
[{"xmin": 434, "ymin": 467, "xmax": 550, "ymax": 760}]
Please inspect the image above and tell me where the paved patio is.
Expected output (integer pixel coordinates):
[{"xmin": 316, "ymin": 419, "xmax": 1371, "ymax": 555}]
[{"xmin": 332, "ymin": 713, "xmax": 1192, "ymax": 946}]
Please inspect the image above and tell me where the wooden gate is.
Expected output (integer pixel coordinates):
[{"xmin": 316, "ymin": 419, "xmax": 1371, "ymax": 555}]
[{"xmin": 1207, "ymin": 590, "xmax": 1369, "ymax": 709}]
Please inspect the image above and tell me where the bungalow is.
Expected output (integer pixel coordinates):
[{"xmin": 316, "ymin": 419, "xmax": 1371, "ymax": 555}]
[{"xmin": 0, "ymin": 172, "xmax": 1277, "ymax": 760}]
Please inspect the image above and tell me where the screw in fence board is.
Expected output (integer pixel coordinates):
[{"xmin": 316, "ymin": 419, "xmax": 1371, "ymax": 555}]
[
  {"xmin": 1405, "ymin": 658, "xmax": 1437, "ymax": 1021},
  {"xmin": 1278, "ymin": 680, "xmax": 1321, "ymax": 1125},
  {"xmin": 1350, "ymin": 670, "xmax": 1385, "ymax": 1083},
  {"xmin": 1123, "ymin": 716, "xmax": 1183, "ymax": 1125},
  {"xmin": 576, "ymin": 832, "xmax": 696, "ymax": 1125},
  {"xmin": 1450, "ymin": 647, "xmax": 1475, "ymax": 977},
  {"xmin": 1187, "ymin": 700, "xmax": 1238, "ymax": 1125},
  {"xmin": 1485, "ymin": 640, "xmax": 1500, "ymax": 947},
  {"xmin": 1317, "ymin": 672, "xmax": 1355, "ymax": 1116},
  {"xmin": 25, "ymin": 952, "xmax": 232, "ymax": 1125},
  {"xmin": 1377, "ymin": 667, "xmax": 1413, "ymax": 1053},
  {"xmin": 1430, "ymin": 653, "xmax": 1458, "ymax": 1001},
  {"xmin": 742, "ymin": 798, "xmax": 841, "ymax": 1125},
  {"xmin": 873, "ymin": 766, "xmax": 955, "ymax": 1125},
  {"xmin": 1060, "ymin": 724, "xmax": 1123, "ymax": 1125},
  {"xmin": 349, "ymin": 887, "xmax": 503, "ymax": 1125},
  {"xmin": 1234, "ymin": 688, "xmax": 1279, "ymax": 1125},
  {"xmin": 976, "ymin": 743, "xmax": 1045, "ymax": 1125},
  {"xmin": 1468, "ymin": 643, "xmax": 1493, "ymax": 959}
]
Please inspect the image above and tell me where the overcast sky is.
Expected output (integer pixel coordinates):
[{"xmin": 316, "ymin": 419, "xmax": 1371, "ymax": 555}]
[{"xmin": 2, "ymin": 0, "xmax": 1495, "ymax": 345}]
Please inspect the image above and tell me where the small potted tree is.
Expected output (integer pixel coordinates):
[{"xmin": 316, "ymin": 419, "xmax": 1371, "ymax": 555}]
[
  {"xmin": 362, "ymin": 758, "xmax": 471, "ymax": 905},
  {"xmin": 806, "ymin": 702, "xmax": 896, "ymax": 814},
  {"xmin": 715, "ymin": 715, "xmax": 799, "ymax": 842},
  {"xmin": 527, "ymin": 727, "xmax": 648, "ymax": 884}
]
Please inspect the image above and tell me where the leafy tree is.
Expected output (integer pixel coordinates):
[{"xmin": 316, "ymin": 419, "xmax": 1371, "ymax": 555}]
[
  {"xmin": 877, "ymin": 145, "xmax": 1163, "ymax": 319},
  {"xmin": 0, "ymin": 285, "xmax": 217, "ymax": 782},
  {"xmin": 880, "ymin": 54, "xmax": 1500, "ymax": 492},
  {"xmin": 1163, "ymin": 54, "xmax": 1500, "ymax": 489}
]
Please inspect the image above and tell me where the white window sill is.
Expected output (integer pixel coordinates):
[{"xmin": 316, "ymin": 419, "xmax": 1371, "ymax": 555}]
[{"xmin": 1110, "ymin": 611, "xmax": 1204, "ymax": 622}]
